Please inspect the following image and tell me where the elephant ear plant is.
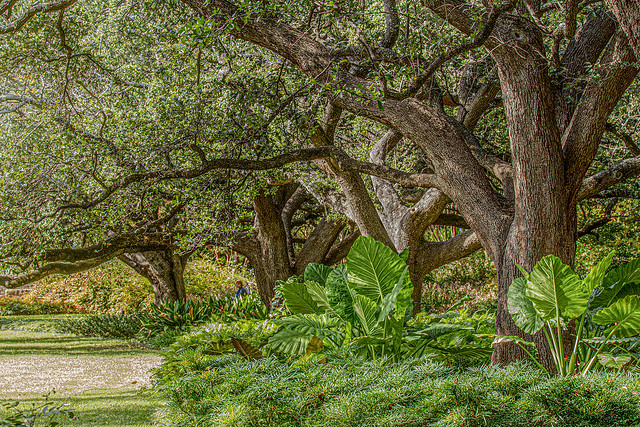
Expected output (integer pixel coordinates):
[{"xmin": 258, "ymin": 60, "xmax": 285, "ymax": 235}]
[
  {"xmin": 269, "ymin": 236, "xmax": 484, "ymax": 361},
  {"xmin": 269, "ymin": 236, "xmax": 413, "ymax": 360},
  {"xmin": 503, "ymin": 252, "xmax": 640, "ymax": 376}
]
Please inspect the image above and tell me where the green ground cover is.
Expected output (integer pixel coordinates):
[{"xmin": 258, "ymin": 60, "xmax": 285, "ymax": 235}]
[{"xmin": 158, "ymin": 355, "xmax": 640, "ymax": 427}]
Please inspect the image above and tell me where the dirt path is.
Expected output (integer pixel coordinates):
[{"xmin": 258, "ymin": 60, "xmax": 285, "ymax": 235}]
[{"xmin": 0, "ymin": 330, "xmax": 162, "ymax": 397}]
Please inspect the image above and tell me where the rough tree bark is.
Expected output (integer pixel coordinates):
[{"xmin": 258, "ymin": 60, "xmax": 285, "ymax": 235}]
[
  {"xmin": 120, "ymin": 248, "xmax": 189, "ymax": 305},
  {"xmin": 230, "ymin": 183, "xmax": 356, "ymax": 308}
]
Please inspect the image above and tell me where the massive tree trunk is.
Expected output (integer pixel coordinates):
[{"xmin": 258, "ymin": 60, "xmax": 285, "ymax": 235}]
[
  {"xmin": 605, "ymin": 0, "xmax": 640, "ymax": 60},
  {"xmin": 120, "ymin": 247, "xmax": 188, "ymax": 305}
]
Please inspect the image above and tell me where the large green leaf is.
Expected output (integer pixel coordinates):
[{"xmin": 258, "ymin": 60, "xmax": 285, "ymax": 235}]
[
  {"xmin": 524, "ymin": 254, "xmax": 588, "ymax": 320},
  {"xmin": 282, "ymin": 279, "xmax": 321, "ymax": 314},
  {"xmin": 591, "ymin": 259, "xmax": 640, "ymax": 310},
  {"xmin": 268, "ymin": 328, "xmax": 313, "ymax": 357},
  {"xmin": 304, "ymin": 263, "xmax": 333, "ymax": 287},
  {"xmin": 325, "ymin": 264, "xmax": 353, "ymax": 321},
  {"xmin": 274, "ymin": 313, "xmax": 344, "ymax": 347},
  {"xmin": 352, "ymin": 294, "xmax": 382, "ymax": 336},
  {"xmin": 346, "ymin": 236, "xmax": 407, "ymax": 304},
  {"xmin": 306, "ymin": 281, "xmax": 332, "ymax": 313},
  {"xmin": 377, "ymin": 266, "xmax": 409, "ymax": 323},
  {"xmin": 592, "ymin": 295, "xmax": 640, "ymax": 337},
  {"xmin": 507, "ymin": 277, "xmax": 544, "ymax": 334},
  {"xmin": 583, "ymin": 251, "xmax": 615, "ymax": 293}
]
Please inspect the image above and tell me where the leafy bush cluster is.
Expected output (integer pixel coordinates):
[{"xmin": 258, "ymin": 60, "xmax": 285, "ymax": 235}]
[
  {"xmin": 158, "ymin": 356, "xmax": 640, "ymax": 427},
  {"xmin": 141, "ymin": 293, "xmax": 268, "ymax": 338},
  {"xmin": 506, "ymin": 252, "xmax": 640, "ymax": 375},
  {"xmin": 58, "ymin": 313, "xmax": 145, "ymax": 340},
  {"xmin": 270, "ymin": 237, "xmax": 492, "ymax": 363}
]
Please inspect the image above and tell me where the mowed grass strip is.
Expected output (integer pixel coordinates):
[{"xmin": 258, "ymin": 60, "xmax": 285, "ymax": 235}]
[
  {"xmin": 0, "ymin": 389, "xmax": 162, "ymax": 427},
  {"xmin": 0, "ymin": 329, "xmax": 152, "ymax": 357}
]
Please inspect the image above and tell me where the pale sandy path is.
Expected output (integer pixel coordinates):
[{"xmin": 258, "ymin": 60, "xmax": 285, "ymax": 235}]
[{"xmin": 0, "ymin": 330, "xmax": 162, "ymax": 396}]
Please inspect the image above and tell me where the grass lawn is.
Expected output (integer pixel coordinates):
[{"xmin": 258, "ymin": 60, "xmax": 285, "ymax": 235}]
[
  {"xmin": 0, "ymin": 314, "xmax": 84, "ymax": 333},
  {"xmin": 0, "ymin": 317, "xmax": 163, "ymax": 426},
  {"xmin": 1, "ymin": 389, "xmax": 162, "ymax": 427},
  {"xmin": 0, "ymin": 329, "xmax": 153, "ymax": 357}
]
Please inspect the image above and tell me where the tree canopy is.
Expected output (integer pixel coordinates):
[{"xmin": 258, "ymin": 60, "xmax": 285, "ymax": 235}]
[{"xmin": 1, "ymin": 0, "xmax": 639, "ymax": 368}]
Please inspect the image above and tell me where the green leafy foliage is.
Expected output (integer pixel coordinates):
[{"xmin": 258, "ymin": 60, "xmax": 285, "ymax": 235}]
[
  {"xmin": 58, "ymin": 313, "xmax": 144, "ymax": 340},
  {"xmin": 157, "ymin": 356, "xmax": 640, "ymax": 427},
  {"xmin": 522, "ymin": 255, "xmax": 588, "ymax": 320},
  {"xmin": 141, "ymin": 299, "xmax": 214, "ymax": 336},
  {"xmin": 405, "ymin": 308, "xmax": 495, "ymax": 364},
  {"xmin": 141, "ymin": 293, "xmax": 268, "ymax": 337},
  {"xmin": 207, "ymin": 293, "xmax": 269, "ymax": 322},
  {"xmin": 303, "ymin": 263, "xmax": 332, "ymax": 287},
  {"xmin": 275, "ymin": 237, "xmax": 489, "ymax": 362},
  {"xmin": 506, "ymin": 252, "xmax": 640, "ymax": 375},
  {"xmin": 592, "ymin": 295, "xmax": 640, "ymax": 338},
  {"xmin": 274, "ymin": 236, "xmax": 414, "ymax": 360},
  {"xmin": 507, "ymin": 277, "xmax": 543, "ymax": 334},
  {"xmin": 591, "ymin": 259, "xmax": 640, "ymax": 311},
  {"xmin": 346, "ymin": 237, "xmax": 409, "ymax": 304},
  {"xmin": 281, "ymin": 277, "xmax": 324, "ymax": 314}
]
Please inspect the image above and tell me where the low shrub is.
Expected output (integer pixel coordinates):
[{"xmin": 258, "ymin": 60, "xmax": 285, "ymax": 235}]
[
  {"xmin": 58, "ymin": 313, "xmax": 144, "ymax": 339},
  {"xmin": 157, "ymin": 357, "xmax": 640, "ymax": 427},
  {"xmin": 141, "ymin": 299, "xmax": 214, "ymax": 337},
  {"xmin": 207, "ymin": 292, "xmax": 269, "ymax": 322},
  {"xmin": 156, "ymin": 320, "xmax": 279, "ymax": 382},
  {"xmin": 141, "ymin": 294, "xmax": 268, "ymax": 338}
]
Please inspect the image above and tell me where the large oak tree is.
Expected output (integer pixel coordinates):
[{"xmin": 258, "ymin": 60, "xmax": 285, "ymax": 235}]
[{"xmin": 2, "ymin": 0, "xmax": 640, "ymax": 369}]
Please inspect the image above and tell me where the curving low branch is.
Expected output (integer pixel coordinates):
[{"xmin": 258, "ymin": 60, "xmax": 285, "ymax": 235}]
[
  {"xmin": 577, "ymin": 156, "xmax": 640, "ymax": 201},
  {"xmin": 0, "ymin": 0, "xmax": 77, "ymax": 34},
  {"xmin": 1, "ymin": 232, "xmax": 173, "ymax": 289}
]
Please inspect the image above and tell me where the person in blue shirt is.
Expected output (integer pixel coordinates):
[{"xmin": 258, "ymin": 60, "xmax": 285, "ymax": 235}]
[{"xmin": 234, "ymin": 280, "xmax": 250, "ymax": 298}]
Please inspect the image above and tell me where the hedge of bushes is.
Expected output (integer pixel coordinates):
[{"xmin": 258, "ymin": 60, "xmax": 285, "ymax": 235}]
[{"xmin": 157, "ymin": 356, "xmax": 640, "ymax": 427}]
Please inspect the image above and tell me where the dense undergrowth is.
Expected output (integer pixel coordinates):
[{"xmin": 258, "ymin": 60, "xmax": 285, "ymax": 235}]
[{"xmin": 157, "ymin": 356, "xmax": 640, "ymax": 427}]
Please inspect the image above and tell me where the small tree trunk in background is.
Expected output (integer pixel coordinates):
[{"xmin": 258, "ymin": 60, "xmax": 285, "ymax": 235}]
[{"xmin": 120, "ymin": 247, "xmax": 188, "ymax": 305}]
